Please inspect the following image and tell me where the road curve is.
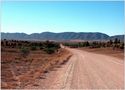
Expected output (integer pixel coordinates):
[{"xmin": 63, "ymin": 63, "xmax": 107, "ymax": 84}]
[{"xmin": 25, "ymin": 48, "xmax": 124, "ymax": 89}]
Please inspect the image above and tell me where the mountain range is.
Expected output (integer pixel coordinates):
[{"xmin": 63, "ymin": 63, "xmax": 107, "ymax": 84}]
[{"xmin": 1, "ymin": 32, "xmax": 124, "ymax": 41}]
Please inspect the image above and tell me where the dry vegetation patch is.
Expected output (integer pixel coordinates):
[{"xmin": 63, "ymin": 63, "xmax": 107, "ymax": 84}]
[{"xmin": 1, "ymin": 40, "xmax": 71, "ymax": 89}]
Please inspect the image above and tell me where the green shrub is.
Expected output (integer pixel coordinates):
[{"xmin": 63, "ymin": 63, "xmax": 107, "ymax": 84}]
[
  {"xmin": 20, "ymin": 47, "xmax": 30, "ymax": 57},
  {"xmin": 40, "ymin": 46, "xmax": 44, "ymax": 50},
  {"xmin": 43, "ymin": 47, "xmax": 56, "ymax": 54},
  {"xmin": 30, "ymin": 46, "xmax": 37, "ymax": 50},
  {"xmin": 42, "ymin": 40, "xmax": 60, "ymax": 54}
]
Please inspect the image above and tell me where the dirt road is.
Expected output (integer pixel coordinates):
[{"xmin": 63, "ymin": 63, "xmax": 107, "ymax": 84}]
[{"xmin": 25, "ymin": 48, "xmax": 124, "ymax": 89}]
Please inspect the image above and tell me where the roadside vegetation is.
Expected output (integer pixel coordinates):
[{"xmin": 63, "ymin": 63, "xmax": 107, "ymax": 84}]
[
  {"xmin": 1, "ymin": 39, "xmax": 71, "ymax": 89},
  {"xmin": 1, "ymin": 39, "xmax": 60, "ymax": 55},
  {"xmin": 63, "ymin": 38, "xmax": 124, "ymax": 50}
]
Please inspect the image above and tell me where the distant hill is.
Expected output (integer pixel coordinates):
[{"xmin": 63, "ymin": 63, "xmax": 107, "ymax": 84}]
[
  {"xmin": 1, "ymin": 32, "xmax": 124, "ymax": 41},
  {"xmin": 110, "ymin": 35, "xmax": 124, "ymax": 41}
]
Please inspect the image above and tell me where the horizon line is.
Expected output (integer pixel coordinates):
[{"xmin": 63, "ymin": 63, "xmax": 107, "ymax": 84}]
[{"xmin": 1, "ymin": 31, "xmax": 124, "ymax": 36}]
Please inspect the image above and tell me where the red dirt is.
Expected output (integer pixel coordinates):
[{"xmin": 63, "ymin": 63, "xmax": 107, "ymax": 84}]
[
  {"xmin": 1, "ymin": 48, "xmax": 71, "ymax": 89},
  {"xmin": 78, "ymin": 47, "xmax": 124, "ymax": 60}
]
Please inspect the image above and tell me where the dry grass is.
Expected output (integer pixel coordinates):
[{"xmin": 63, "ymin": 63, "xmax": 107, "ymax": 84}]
[
  {"xmin": 1, "ymin": 48, "xmax": 71, "ymax": 89},
  {"xmin": 79, "ymin": 47, "xmax": 124, "ymax": 60}
]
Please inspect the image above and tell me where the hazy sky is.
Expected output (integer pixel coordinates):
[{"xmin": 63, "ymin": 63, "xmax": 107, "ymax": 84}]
[{"xmin": 1, "ymin": 1, "xmax": 124, "ymax": 36}]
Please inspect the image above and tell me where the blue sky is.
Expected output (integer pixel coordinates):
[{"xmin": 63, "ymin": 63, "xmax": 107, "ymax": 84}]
[{"xmin": 1, "ymin": 1, "xmax": 124, "ymax": 36}]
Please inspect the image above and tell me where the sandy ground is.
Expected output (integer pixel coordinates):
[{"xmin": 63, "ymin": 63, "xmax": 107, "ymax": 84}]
[
  {"xmin": 1, "ymin": 48, "xmax": 71, "ymax": 89},
  {"xmin": 25, "ymin": 47, "xmax": 124, "ymax": 89},
  {"xmin": 78, "ymin": 47, "xmax": 124, "ymax": 60}
]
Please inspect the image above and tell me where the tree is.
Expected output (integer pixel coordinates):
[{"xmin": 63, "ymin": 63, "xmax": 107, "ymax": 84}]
[
  {"xmin": 85, "ymin": 41, "xmax": 90, "ymax": 47},
  {"xmin": 114, "ymin": 38, "xmax": 118, "ymax": 44},
  {"xmin": 118, "ymin": 39, "xmax": 120, "ymax": 43},
  {"xmin": 109, "ymin": 40, "xmax": 113, "ymax": 45},
  {"xmin": 120, "ymin": 43, "xmax": 124, "ymax": 49}
]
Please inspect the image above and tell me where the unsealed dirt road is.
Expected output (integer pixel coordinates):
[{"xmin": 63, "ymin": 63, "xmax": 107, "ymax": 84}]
[{"xmin": 25, "ymin": 48, "xmax": 124, "ymax": 89}]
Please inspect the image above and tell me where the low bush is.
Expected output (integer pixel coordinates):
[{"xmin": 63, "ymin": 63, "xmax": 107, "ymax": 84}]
[
  {"xmin": 43, "ymin": 47, "xmax": 56, "ymax": 54},
  {"xmin": 20, "ymin": 47, "xmax": 30, "ymax": 57},
  {"xmin": 42, "ymin": 41, "xmax": 60, "ymax": 54},
  {"xmin": 30, "ymin": 46, "xmax": 37, "ymax": 51}
]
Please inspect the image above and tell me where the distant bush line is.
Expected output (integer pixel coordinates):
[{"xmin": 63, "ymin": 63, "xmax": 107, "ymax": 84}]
[
  {"xmin": 63, "ymin": 38, "xmax": 124, "ymax": 50},
  {"xmin": 1, "ymin": 39, "xmax": 60, "ymax": 55}
]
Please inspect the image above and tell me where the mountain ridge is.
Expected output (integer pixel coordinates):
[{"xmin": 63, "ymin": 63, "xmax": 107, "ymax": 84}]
[{"xmin": 1, "ymin": 32, "xmax": 124, "ymax": 41}]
